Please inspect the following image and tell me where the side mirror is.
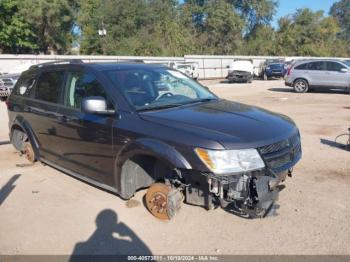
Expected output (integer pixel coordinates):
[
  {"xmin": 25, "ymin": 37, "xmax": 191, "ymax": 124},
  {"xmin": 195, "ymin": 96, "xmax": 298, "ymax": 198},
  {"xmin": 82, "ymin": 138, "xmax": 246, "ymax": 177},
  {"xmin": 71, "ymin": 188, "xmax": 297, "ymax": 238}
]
[
  {"xmin": 340, "ymin": 68, "xmax": 348, "ymax": 73},
  {"xmin": 81, "ymin": 96, "xmax": 115, "ymax": 115}
]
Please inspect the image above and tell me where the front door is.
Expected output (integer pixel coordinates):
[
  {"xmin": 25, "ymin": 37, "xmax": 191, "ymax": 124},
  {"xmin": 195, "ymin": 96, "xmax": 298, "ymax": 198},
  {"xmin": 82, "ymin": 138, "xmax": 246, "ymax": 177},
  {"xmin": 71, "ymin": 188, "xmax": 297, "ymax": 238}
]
[
  {"xmin": 55, "ymin": 70, "xmax": 116, "ymax": 186},
  {"xmin": 325, "ymin": 61, "xmax": 350, "ymax": 88}
]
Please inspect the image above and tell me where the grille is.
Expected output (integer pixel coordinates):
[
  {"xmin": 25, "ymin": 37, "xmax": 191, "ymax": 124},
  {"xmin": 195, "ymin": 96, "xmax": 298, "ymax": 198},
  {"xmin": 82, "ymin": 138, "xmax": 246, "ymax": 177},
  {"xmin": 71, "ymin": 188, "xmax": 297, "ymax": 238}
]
[
  {"xmin": 0, "ymin": 78, "xmax": 14, "ymax": 87},
  {"xmin": 258, "ymin": 133, "xmax": 301, "ymax": 172}
]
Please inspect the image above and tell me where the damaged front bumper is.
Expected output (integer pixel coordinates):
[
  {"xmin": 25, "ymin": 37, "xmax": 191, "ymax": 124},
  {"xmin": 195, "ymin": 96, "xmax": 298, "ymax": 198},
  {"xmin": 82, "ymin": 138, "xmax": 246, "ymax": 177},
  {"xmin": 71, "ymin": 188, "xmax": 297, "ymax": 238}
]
[
  {"xmin": 183, "ymin": 169, "xmax": 290, "ymax": 218},
  {"xmin": 182, "ymin": 132, "xmax": 302, "ymax": 217}
]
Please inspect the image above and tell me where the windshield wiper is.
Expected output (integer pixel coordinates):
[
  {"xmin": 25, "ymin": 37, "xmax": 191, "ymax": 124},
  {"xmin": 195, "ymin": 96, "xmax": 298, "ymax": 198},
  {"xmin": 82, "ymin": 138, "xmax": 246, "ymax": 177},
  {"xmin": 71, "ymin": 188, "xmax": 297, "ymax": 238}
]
[
  {"xmin": 137, "ymin": 103, "xmax": 183, "ymax": 112},
  {"xmin": 183, "ymin": 98, "xmax": 217, "ymax": 105}
]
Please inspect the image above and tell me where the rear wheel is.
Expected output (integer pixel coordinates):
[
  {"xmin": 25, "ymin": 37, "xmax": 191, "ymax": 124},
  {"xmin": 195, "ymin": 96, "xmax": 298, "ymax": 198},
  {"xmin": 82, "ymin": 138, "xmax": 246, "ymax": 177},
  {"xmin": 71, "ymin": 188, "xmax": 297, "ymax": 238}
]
[
  {"xmin": 23, "ymin": 142, "xmax": 36, "ymax": 163},
  {"xmin": 293, "ymin": 79, "xmax": 309, "ymax": 93}
]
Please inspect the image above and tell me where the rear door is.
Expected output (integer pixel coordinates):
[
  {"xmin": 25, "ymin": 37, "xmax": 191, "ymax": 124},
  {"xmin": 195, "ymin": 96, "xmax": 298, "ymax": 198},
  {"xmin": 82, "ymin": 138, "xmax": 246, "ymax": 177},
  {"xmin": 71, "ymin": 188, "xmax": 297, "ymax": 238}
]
[
  {"xmin": 306, "ymin": 61, "xmax": 327, "ymax": 86},
  {"xmin": 325, "ymin": 61, "xmax": 350, "ymax": 88},
  {"xmin": 55, "ymin": 69, "xmax": 116, "ymax": 186},
  {"xmin": 28, "ymin": 69, "xmax": 66, "ymax": 163}
]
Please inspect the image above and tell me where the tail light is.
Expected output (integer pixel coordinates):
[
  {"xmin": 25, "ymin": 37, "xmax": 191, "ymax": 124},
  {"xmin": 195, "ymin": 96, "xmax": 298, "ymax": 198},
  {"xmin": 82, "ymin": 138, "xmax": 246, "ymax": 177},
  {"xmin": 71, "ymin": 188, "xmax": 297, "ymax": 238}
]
[{"xmin": 287, "ymin": 66, "xmax": 292, "ymax": 76}]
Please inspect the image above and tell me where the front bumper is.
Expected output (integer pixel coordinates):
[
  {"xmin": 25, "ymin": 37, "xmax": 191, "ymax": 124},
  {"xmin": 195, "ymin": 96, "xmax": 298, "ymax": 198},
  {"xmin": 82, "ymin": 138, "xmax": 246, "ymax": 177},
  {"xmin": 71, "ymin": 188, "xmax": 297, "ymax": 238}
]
[
  {"xmin": 183, "ymin": 132, "xmax": 302, "ymax": 217},
  {"xmin": 183, "ymin": 169, "xmax": 288, "ymax": 217},
  {"xmin": 266, "ymin": 70, "xmax": 286, "ymax": 78},
  {"xmin": 0, "ymin": 90, "xmax": 10, "ymax": 97},
  {"xmin": 285, "ymin": 81, "xmax": 293, "ymax": 87},
  {"xmin": 226, "ymin": 72, "xmax": 252, "ymax": 82}
]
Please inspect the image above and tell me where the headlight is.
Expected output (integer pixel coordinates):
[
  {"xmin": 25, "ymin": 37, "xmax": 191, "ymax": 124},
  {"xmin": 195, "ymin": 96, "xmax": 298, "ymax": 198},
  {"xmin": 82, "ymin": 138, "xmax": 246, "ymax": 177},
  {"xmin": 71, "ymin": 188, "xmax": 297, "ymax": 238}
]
[{"xmin": 195, "ymin": 148, "xmax": 265, "ymax": 174}]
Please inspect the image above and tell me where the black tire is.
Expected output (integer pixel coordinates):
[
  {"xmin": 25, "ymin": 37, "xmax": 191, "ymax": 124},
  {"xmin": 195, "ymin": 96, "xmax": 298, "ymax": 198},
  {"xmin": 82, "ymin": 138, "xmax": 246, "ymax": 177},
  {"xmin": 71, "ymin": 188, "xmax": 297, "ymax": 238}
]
[{"xmin": 293, "ymin": 79, "xmax": 309, "ymax": 93}]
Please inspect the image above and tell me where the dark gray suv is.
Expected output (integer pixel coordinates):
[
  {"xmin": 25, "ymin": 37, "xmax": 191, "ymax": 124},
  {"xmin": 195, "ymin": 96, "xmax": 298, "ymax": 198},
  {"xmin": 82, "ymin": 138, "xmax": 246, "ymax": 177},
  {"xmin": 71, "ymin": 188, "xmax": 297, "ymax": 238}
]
[{"xmin": 7, "ymin": 60, "xmax": 302, "ymax": 219}]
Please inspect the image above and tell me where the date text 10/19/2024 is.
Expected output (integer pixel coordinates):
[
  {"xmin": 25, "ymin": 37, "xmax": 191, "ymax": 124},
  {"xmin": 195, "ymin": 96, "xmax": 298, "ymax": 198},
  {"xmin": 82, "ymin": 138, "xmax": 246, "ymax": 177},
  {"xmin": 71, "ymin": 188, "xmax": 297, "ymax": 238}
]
[{"xmin": 127, "ymin": 256, "xmax": 219, "ymax": 261}]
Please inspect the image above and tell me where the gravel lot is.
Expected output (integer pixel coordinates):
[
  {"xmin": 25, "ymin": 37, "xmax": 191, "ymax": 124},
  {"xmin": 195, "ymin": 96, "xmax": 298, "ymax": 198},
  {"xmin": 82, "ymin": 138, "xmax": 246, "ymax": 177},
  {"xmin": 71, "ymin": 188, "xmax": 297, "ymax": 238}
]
[{"xmin": 0, "ymin": 79, "xmax": 349, "ymax": 255}]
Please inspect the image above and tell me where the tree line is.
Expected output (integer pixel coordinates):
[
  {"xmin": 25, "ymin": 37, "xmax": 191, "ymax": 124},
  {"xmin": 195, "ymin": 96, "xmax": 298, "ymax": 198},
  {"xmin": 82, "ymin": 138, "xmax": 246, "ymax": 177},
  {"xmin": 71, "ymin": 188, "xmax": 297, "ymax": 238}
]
[{"xmin": 0, "ymin": 0, "xmax": 349, "ymax": 57}]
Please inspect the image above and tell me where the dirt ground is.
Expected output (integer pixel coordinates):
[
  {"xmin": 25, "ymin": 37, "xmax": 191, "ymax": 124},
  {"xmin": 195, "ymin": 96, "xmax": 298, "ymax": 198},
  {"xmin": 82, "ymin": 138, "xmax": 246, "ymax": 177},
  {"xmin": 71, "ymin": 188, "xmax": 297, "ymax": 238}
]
[{"xmin": 0, "ymin": 79, "xmax": 349, "ymax": 255}]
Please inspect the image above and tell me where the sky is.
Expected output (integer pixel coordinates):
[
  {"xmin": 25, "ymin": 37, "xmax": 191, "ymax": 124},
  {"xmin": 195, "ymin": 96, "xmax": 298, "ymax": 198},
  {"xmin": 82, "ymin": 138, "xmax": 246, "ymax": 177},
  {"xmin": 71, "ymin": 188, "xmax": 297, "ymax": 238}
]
[{"xmin": 272, "ymin": 0, "xmax": 337, "ymax": 27}]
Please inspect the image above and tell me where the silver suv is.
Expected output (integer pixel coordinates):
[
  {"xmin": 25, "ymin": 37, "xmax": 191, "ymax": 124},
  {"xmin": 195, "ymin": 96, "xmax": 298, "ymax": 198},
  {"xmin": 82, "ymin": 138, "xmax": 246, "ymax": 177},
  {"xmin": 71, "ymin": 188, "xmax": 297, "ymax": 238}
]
[{"xmin": 285, "ymin": 59, "xmax": 350, "ymax": 93}]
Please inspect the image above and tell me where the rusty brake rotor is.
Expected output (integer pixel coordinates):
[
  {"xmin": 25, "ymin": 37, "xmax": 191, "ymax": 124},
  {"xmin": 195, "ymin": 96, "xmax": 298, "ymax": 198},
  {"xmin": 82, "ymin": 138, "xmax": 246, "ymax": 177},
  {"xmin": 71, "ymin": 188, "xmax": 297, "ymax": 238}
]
[
  {"xmin": 23, "ymin": 142, "xmax": 35, "ymax": 163},
  {"xmin": 145, "ymin": 183, "xmax": 171, "ymax": 220}
]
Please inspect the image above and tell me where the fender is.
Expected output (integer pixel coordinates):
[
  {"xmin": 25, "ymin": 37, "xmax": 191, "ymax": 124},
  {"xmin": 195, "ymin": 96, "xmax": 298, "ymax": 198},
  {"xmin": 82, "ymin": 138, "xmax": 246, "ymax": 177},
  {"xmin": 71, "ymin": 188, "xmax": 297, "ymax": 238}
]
[
  {"xmin": 114, "ymin": 138, "xmax": 192, "ymax": 198},
  {"xmin": 10, "ymin": 116, "xmax": 40, "ymax": 160}
]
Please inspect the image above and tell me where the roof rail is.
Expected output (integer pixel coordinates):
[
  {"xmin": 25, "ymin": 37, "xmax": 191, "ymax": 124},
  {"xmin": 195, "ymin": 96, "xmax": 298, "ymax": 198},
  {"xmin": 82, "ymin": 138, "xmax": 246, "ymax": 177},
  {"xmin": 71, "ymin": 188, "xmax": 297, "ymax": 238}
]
[
  {"xmin": 30, "ymin": 59, "xmax": 84, "ymax": 69},
  {"xmin": 116, "ymin": 59, "xmax": 145, "ymax": 63}
]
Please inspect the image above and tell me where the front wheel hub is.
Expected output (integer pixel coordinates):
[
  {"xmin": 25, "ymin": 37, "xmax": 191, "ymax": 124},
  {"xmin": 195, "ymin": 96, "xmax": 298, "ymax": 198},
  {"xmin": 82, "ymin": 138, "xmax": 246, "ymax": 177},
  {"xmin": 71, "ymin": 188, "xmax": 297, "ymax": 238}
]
[{"xmin": 145, "ymin": 183, "xmax": 183, "ymax": 220}]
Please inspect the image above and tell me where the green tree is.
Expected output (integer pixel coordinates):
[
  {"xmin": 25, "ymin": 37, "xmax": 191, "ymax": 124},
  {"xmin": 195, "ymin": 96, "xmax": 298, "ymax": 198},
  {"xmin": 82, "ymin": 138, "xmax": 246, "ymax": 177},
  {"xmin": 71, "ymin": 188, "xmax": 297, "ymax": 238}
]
[
  {"xmin": 19, "ymin": 0, "xmax": 77, "ymax": 54},
  {"xmin": 229, "ymin": 0, "xmax": 278, "ymax": 32},
  {"xmin": 244, "ymin": 25, "xmax": 275, "ymax": 55},
  {"xmin": 275, "ymin": 8, "xmax": 349, "ymax": 57},
  {"xmin": 181, "ymin": 0, "xmax": 244, "ymax": 55},
  {"xmin": 330, "ymin": 0, "xmax": 350, "ymax": 41},
  {"xmin": 0, "ymin": 0, "xmax": 38, "ymax": 53},
  {"xmin": 78, "ymin": 0, "xmax": 193, "ymax": 56}
]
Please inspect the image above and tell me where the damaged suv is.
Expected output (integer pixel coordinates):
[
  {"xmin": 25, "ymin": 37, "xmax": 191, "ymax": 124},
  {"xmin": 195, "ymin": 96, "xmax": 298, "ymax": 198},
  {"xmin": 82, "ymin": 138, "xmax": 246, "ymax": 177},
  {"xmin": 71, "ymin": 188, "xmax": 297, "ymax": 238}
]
[{"xmin": 7, "ymin": 60, "xmax": 301, "ymax": 219}]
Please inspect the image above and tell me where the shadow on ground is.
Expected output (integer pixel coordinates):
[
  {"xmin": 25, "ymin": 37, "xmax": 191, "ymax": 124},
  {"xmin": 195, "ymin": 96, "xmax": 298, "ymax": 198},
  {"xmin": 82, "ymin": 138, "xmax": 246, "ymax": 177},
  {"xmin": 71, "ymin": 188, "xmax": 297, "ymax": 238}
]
[
  {"xmin": 268, "ymin": 88, "xmax": 294, "ymax": 93},
  {"xmin": 70, "ymin": 209, "xmax": 152, "ymax": 260},
  {"xmin": 0, "ymin": 174, "xmax": 21, "ymax": 205},
  {"xmin": 269, "ymin": 87, "xmax": 349, "ymax": 94},
  {"xmin": 0, "ymin": 140, "xmax": 10, "ymax": 146},
  {"xmin": 320, "ymin": 138, "xmax": 350, "ymax": 152}
]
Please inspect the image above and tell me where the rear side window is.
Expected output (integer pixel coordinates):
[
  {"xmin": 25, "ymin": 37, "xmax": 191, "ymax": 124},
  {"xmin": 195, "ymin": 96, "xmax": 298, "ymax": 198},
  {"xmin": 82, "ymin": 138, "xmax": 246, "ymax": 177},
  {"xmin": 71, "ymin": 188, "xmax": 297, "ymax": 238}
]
[
  {"xmin": 294, "ymin": 63, "xmax": 307, "ymax": 70},
  {"xmin": 307, "ymin": 61, "xmax": 325, "ymax": 71},
  {"xmin": 326, "ymin": 62, "xmax": 345, "ymax": 72},
  {"xmin": 35, "ymin": 71, "xmax": 65, "ymax": 103},
  {"xmin": 13, "ymin": 74, "xmax": 36, "ymax": 96},
  {"xmin": 64, "ymin": 71, "xmax": 109, "ymax": 109}
]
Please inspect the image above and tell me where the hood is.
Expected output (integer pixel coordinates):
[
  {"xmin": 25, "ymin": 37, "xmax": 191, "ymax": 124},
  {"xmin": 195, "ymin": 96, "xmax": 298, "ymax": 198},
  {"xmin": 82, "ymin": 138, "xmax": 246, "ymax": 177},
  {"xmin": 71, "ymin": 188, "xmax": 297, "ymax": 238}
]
[
  {"xmin": 229, "ymin": 61, "xmax": 253, "ymax": 73},
  {"xmin": 139, "ymin": 99, "xmax": 298, "ymax": 150}
]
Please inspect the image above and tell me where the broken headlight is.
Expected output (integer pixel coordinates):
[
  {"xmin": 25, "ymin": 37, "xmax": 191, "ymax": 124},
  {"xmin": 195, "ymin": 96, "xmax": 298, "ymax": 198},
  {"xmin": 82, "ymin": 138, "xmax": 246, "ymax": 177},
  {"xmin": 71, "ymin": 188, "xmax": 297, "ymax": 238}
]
[{"xmin": 195, "ymin": 148, "xmax": 265, "ymax": 174}]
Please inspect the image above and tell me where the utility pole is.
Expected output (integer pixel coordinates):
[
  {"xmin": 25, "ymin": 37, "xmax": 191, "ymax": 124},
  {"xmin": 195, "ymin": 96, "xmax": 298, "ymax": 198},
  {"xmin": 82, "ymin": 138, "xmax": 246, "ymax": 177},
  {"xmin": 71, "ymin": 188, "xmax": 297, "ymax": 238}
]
[{"xmin": 98, "ymin": 22, "xmax": 107, "ymax": 55}]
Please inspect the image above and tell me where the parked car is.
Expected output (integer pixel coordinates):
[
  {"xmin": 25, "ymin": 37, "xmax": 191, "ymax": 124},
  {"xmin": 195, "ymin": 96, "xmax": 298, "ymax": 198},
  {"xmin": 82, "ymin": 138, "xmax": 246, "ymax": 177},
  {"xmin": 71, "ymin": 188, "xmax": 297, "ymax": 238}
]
[
  {"xmin": 285, "ymin": 59, "xmax": 350, "ymax": 93},
  {"xmin": 226, "ymin": 59, "xmax": 254, "ymax": 83},
  {"xmin": 7, "ymin": 60, "xmax": 301, "ymax": 219},
  {"xmin": 0, "ymin": 73, "xmax": 20, "ymax": 101},
  {"xmin": 260, "ymin": 59, "xmax": 287, "ymax": 80},
  {"xmin": 168, "ymin": 61, "xmax": 199, "ymax": 80}
]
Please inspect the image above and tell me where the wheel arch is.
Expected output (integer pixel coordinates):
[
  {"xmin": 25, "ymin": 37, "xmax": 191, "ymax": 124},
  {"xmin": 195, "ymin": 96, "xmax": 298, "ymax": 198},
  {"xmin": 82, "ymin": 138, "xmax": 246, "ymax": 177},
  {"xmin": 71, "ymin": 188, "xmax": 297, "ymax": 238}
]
[
  {"xmin": 293, "ymin": 77, "xmax": 309, "ymax": 86},
  {"xmin": 10, "ymin": 116, "xmax": 40, "ymax": 159},
  {"xmin": 114, "ymin": 138, "xmax": 192, "ymax": 199}
]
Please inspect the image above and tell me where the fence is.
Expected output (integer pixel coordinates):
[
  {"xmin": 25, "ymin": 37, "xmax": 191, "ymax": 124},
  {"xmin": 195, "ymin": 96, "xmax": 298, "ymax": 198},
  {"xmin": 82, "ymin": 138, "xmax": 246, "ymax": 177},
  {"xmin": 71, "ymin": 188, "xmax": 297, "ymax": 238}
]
[{"xmin": 0, "ymin": 54, "xmax": 349, "ymax": 79}]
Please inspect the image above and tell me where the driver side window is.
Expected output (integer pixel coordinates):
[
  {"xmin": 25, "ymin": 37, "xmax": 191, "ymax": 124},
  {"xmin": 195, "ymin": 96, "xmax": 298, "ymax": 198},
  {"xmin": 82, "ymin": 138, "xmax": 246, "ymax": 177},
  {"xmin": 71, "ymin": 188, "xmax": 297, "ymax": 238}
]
[{"xmin": 64, "ymin": 71, "xmax": 112, "ymax": 110}]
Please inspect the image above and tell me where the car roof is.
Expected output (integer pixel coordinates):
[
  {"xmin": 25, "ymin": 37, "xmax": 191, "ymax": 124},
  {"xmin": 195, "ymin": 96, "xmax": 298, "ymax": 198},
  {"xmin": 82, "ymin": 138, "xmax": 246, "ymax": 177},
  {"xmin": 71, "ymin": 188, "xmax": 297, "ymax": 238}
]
[
  {"xmin": 27, "ymin": 61, "xmax": 168, "ymax": 73},
  {"xmin": 295, "ymin": 59, "xmax": 346, "ymax": 64},
  {"xmin": 87, "ymin": 62, "xmax": 167, "ymax": 71}
]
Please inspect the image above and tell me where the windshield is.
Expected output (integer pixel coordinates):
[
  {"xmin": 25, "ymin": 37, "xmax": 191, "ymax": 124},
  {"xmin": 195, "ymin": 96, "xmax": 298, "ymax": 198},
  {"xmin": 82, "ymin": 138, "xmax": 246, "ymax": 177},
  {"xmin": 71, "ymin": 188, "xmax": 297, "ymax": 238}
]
[{"xmin": 107, "ymin": 68, "xmax": 216, "ymax": 111}]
